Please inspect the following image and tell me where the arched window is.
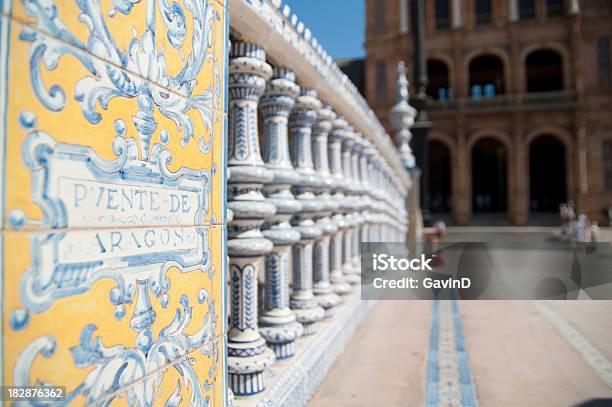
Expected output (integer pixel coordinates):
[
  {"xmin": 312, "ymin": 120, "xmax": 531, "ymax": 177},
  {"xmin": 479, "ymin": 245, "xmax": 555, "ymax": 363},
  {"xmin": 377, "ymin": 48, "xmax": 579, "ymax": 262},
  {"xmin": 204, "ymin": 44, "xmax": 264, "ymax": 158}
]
[
  {"xmin": 525, "ymin": 50, "xmax": 564, "ymax": 92},
  {"xmin": 604, "ymin": 140, "xmax": 612, "ymax": 191},
  {"xmin": 435, "ymin": 0, "xmax": 450, "ymax": 30},
  {"xmin": 427, "ymin": 59, "xmax": 451, "ymax": 100},
  {"xmin": 429, "ymin": 140, "xmax": 452, "ymax": 213},
  {"xmin": 519, "ymin": 0, "xmax": 535, "ymax": 20},
  {"xmin": 598, "ymin": 37, "xmax": 611, "ymax": 90},
  {"xmin": 475, "ymin": 0, "xmax": 492, "ymax": 25},
  {"xmin": 546, "ymin": 0, "xmax": 564, "ymax": 17},
  {"xmin": 529, "ymin": 135, "xmax": 566, "ymax": 212},
  {"xmin": 469, "ymin": 54, "xmax": 505, "ymax": 96},
  {"xmin": 472, "ymin": 138, "xmax": 507, "ymax": 213}
]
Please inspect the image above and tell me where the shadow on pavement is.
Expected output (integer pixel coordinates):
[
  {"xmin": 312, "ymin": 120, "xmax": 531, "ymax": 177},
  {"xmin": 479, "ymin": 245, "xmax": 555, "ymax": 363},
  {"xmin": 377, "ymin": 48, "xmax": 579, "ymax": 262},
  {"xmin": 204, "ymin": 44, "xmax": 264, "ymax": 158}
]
[{"xmin": 574, "ymin": 399, "xmax": 612, "ymax": 407}]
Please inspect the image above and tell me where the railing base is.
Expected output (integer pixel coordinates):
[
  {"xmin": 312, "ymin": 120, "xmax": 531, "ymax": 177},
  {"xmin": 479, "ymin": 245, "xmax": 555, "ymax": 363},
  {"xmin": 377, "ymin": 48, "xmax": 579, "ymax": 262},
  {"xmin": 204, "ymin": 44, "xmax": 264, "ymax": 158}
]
[{"xmin": 233, "ymin": 291, "xmax": 376, "ymax": 407}]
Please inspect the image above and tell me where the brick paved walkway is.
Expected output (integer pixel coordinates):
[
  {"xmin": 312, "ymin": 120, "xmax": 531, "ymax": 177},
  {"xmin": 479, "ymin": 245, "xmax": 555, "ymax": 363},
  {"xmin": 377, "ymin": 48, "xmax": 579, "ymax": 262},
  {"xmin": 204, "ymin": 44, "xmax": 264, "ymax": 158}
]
[
  {"xmin": 309, "ymin": 300, "xmax": 612, "ymax": 407},
  {"xmin": 309, "ymin": 228, "xmax": 612, "ymax": 407}
]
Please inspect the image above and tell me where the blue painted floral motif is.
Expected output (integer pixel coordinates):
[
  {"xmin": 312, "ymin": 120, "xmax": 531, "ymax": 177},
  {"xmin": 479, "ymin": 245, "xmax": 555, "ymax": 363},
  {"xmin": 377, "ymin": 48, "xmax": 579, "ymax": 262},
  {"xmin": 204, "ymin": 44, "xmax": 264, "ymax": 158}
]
[
  {"xmin": 15, "ymin": 281, "xmax": 218, "ymax": 406},
  {"xmin": 20, "ymin": 0, "xmax": 220, "ymax": 160},
  {"xmin": 230, "ymin": 263, "xmax": 257, "ymax": 332}
]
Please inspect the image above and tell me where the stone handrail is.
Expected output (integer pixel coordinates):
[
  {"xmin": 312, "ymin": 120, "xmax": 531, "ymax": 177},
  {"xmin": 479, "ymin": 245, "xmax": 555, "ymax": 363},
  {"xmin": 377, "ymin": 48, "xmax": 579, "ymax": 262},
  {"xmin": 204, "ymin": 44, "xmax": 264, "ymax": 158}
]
[{"xmin": 230, "ymin": 0, "xmax": 411, "ymax": 189}]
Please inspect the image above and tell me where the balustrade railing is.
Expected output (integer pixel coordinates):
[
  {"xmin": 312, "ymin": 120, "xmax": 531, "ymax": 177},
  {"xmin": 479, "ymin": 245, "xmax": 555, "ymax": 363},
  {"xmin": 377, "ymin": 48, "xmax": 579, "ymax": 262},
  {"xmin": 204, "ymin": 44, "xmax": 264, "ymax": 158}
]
[
  {"xmin": 522, "ymin": 90, "xmax": 579, "ymax": 106},
  {"xmin": 430, "ymin": 89, "xmax": 579, "ymax": 113},
  {"xmin": 227, "ymin": 1, "xmax": 413, "ymax": 405}
]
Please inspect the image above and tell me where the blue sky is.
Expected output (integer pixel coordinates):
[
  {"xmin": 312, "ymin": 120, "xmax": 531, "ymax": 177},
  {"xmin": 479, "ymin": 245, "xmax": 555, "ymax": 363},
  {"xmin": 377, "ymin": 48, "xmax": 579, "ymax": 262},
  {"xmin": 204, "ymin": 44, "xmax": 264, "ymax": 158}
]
[{"xmin": 283, "ymin": 0, "xmax": 365, "ymax": 60}]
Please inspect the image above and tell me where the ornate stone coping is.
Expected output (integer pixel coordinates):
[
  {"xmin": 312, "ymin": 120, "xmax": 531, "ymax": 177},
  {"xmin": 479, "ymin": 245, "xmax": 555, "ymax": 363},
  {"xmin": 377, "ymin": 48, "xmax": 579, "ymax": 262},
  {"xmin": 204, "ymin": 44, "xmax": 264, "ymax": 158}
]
[
  {"xmin": 233, "ymin": 292, "xmax": 376, "ymax": 407},
  {"xmin": 229, "ymin": 0, "xmax": 412, "ymax": 189}
]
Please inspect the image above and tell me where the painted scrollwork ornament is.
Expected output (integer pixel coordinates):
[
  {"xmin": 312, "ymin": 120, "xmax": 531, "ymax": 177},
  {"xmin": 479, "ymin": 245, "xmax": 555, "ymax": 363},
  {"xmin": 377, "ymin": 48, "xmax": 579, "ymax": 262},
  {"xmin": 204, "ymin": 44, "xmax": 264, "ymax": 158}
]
[{"xmin": 9, "ymin": 0, "xmax": 222, "ymax": 403}]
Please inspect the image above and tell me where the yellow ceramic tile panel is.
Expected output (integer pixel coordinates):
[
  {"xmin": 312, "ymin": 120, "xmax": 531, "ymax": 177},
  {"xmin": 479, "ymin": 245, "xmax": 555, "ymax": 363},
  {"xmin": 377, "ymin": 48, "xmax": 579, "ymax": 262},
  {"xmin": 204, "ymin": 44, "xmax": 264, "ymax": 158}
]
[
  {"xmin": 2, "ymin": 224, "xmax": 224, "ymax": 404},
  {"xmin": 5, "ymin": 0, "xmax": 227, "ymax": 111},
  {"xmin": 3, "ymin": 19, "xmax": 221, "ymax": 230}
]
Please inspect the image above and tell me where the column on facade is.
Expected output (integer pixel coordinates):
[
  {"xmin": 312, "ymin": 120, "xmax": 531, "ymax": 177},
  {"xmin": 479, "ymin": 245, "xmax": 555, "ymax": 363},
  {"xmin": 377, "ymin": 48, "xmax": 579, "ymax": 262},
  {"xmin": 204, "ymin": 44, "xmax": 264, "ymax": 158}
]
[
  {"xmin": 451, "ymin": 32, "xmax": 465, "ymax": 99},
  {"xmin": 513, "ymin": 114, "xmax": 528, "ymax": 225},
  {"xmin": 328, "ymin": 116, "xmax": 353, "ymax": 295},
  {"xmin": 456, "ymin": 134, "xmax": 470, "ymax": 224},
  {"xmin": 568, "ymin": 0, "xmax": 580, "ymax": 15},
  {"xmin": 312, "ymin": 103, "xmax": 343, "ymax": 317},
  {"xmin": 509, "ymin": 0, "xmax": 519, "ymax": 22},
  {"xmin": 289, "ymin": 87, "xmax": 326, "ymax": 335},
  {"xmin": 258, "ymin": 66, "xmax": 304, "ymax": 359},
  {"xmin": 399, "ymin": 0, "xmax": 410, "ymax": 34},
  {"xmin": 226, "ymin": 42, "xmax": 276, "ymax": 396},
  {"xmin": 452, "ymin": 0, "xmax": 463, "ymax": 28}
]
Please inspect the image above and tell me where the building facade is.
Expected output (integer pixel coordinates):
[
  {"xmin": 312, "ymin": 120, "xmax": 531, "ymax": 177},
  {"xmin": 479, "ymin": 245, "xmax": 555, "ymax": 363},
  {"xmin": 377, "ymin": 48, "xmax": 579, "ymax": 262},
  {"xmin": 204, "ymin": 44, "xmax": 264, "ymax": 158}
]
[{"xmin": 365, "ymin": 0, "xmax": 612, "ymax": 225}]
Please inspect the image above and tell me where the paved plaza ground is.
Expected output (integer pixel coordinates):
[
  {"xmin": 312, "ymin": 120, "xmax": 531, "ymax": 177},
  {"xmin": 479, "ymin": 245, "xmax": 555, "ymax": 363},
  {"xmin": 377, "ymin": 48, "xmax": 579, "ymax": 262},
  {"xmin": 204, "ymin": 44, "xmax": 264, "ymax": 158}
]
[{"xmin": 309, "ymin": 227, "xmax": 612, "ymax": 407}]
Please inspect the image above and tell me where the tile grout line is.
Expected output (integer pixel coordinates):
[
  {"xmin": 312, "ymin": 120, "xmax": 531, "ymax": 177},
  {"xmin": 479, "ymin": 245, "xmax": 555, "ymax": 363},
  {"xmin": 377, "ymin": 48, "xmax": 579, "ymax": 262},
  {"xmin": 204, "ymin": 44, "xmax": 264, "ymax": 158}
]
[
  {"xmin": 424, "ymin": 298, "xmax": 478, "ymax": 407},
  {"xmin": 535, "ymin": 302, "xmax": 612, "ymax": 389},
  {"xmin": 3, "ymin": 222, "xmax": 228, "ymax": 235}
]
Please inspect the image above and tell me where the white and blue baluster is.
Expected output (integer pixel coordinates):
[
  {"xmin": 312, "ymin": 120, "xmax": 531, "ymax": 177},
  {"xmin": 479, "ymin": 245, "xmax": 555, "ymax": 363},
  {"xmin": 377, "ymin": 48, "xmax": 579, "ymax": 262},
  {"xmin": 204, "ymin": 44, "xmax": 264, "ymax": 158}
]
[
  {"xmin": 328, "ymin": 116, "xmax": 353, "ymax": 295},
  {"xmin": 258, "ymin": 66, "xmax": 304, "ymax": 359},
  {"xmin": 227, "ymin": 42, "xmax": 276, "ymax": 397},
  {"xmin": 312, "ymin": 103, "xmax": 342, "ymax": 316},
  {"xmin": 340, "ymin": 127, "xmax": 360, "ymax": 285},
  {"xmin": 289, "ymin": 87, "xmax": 325, "ymax": 335},
  {"xmin": 349, "ymin": 132, "xmax": 366, "ymax": 280}
]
